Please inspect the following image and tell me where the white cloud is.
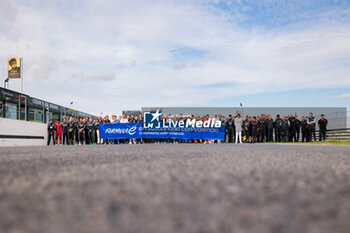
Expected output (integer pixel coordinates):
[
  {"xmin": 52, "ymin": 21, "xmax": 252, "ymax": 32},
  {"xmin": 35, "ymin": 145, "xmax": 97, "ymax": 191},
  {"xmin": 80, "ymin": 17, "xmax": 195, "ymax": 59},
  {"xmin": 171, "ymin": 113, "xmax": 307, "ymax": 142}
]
[
  {"xmin": 331, "ymin": 93, "xmax": 350, "ymax": 98},
  {"xmin": 0, "ymin": 0, "xmax": 350, "ymax": 115},
  {"xmin": 71, "ymin": 72, "xmax": 116, "ymax": 82}
]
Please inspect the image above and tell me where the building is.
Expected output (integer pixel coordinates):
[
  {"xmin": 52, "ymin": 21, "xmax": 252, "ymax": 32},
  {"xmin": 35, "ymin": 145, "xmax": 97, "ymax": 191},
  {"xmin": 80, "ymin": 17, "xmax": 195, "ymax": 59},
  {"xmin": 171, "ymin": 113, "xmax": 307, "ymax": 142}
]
[
  {"xmin": 142, "ymin": 107, "xmax": 347, "ymax": 129},
  {"xmin": 0, "ymin": 87, "xmax": 97, "ymax": 123}
]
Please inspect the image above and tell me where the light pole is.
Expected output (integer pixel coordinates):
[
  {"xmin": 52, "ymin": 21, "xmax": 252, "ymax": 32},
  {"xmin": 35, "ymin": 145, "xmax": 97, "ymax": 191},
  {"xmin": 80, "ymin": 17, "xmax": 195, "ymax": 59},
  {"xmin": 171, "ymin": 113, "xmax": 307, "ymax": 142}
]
[
  {"xmin": 4, "ymin": 78, "xmax": 9, "ymax": 89},
  {"xmin": 68, "ymin": 102, "xmax": 74, "ymax": 118}
]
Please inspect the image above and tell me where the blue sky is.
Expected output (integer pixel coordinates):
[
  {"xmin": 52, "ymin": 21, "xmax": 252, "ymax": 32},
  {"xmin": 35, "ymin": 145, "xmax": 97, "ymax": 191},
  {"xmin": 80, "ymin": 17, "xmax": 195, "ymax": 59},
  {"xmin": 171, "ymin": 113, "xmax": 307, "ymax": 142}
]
[{"xmin": 1, "ymin": 0, "xmax": 350, "ymax": 116}]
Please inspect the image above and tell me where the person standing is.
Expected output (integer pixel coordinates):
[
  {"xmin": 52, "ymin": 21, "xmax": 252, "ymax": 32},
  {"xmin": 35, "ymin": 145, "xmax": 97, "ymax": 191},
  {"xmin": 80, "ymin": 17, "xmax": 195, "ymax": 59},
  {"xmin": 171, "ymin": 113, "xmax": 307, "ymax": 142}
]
[
  {"xmin": 77, "ymin": 118, "xmax": 86, "ymax": 145},
  {"xmin": 318, "ymin": 114, "xmax": 328, "ymax": 141},
  {"xmin": 281, "ymin": 116, "xmax": 290, "ymax": 142},
  {"xmin": 234, "ymin": 113, "xmax": 243, "ymax": 143},
  {"xmin": 266, "ymin": 114, "xmax": 274, "ymax": 143},
  {"xmin": 87, "ymin": 118, "xmax": 95, "ymax": 145},
  {"xmin": 288, "ymin": 114, "xmax": 296, "ymax": 142},
  {"xmin": 55, "ymin": 119, "xmax": 63, "ymax": 145},
  {"xmin": 84, "ymin": 117, "xmax": 89, "ymax": 145},
  {"xmin": 242, "ymin": 115, "xmax": 250, "ymax": 143},
  {"xmin": 295, "ymin": 115, "xmax": 301, "ymax": 142},
  {"xmin": 96, "ymin": 116, "xmax": 103, "ymax": 145},
  {"xmin": 220, "ymin": 116, "xmax": 226, "ymax": 143},
  {"xmin": 307, "ymin": 112, "xmax": 316, "ymax": 142},
  {"xmin": 250, "ymin": 117, "xmax": 258, "ymax": 143},
  {"xmin": 300, "ymin": 116, "xmax": 308, "ymax": 142},
  {"xmin": 67, "ymin": 117, "xmax": 75, "ymax": 145},
  {"xmin": 120, "ymin": 114, "xmax": 129, "ymax": 123},
  {"xmin": 225, "ymin": 115, "xmax": 234, "ymax": 143},
  {"xmin": 47, "ymin": 119, "xmax": 56, "ymax": 146},
  {"xmin": 62, "ymin": 118, "xmax": 68, "ymax": 145},
  {"xmin": 275, "ymin": 114, "xmax": 283, "ymax": 142},
  {"xmin": 259, "ymin": 114, "xmax": 266, "ymax": 143},
  {"xmin": 74, "ymin": 118, "xmax": 79, "ymax": 145}
]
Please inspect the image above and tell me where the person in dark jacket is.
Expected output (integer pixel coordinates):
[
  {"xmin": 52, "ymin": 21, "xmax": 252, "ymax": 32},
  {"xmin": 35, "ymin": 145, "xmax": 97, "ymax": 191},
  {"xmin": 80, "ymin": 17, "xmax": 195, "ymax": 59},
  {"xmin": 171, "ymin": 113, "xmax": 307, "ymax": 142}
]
[
  {"xmin": 288, "ymin": 114, "xmax": 296, "ymax": 142},
  {"xmin": 307, "ymin": 112, "xmax": 316, "ymax": 142},
  {"xmin": 84, "ymin": 117, "xmax": 90, "ymax": 144},
  {"xmin": 300, "ymin": 116, "xmax": 308, "ymax": 142},
  {"xmin": 77, "ymin": 118, "xmax": 86, "ymax": 145},
  {"xmin": 86, "ymin": 118, "xmax": 95, "ymax": 145},
  {"xmin": 259, "ymin": 114, "xmax": 267, "ymax": 143},
  {"xmin": 295, "ymin": 115, "xmax": 301, "ymax": 142},
  {"xmin": 225, "ymin": 115, "xmax": 234, "ymax": 143},
  {"xmin": 250, "ymin": 116, "xmax": 258, "ymax": 143},
  {"xmin": 74, "ymin": 118, "xmax": 79, "ymax": 145},
  {"xmin": 266, "ymin": 114, "xmax": 274, "ymax": 142},
  {"xmin": 62, "ymin": 118, "xmax": 68, "ymax": 145},
  {"xmin": 318, "ymin": 114, "xmax": 328, "ymax": 141},
  {"xmin": 242, "ymin": 115, "xmax": 250, "ymax": 143},
  {"xmin": 47, "ymin": 119, "xmax": 56, "ymax": 146},
  {"xmin": 67, "ymin": 117, "xmax": 75, "ymax": 145},
  {"xmin": 282, "ymin": 116, "xmax": 290, "ymax": 142},
  {"xmin": 275, "ymin": 114, "xmax": 283, "ymax": 142}
]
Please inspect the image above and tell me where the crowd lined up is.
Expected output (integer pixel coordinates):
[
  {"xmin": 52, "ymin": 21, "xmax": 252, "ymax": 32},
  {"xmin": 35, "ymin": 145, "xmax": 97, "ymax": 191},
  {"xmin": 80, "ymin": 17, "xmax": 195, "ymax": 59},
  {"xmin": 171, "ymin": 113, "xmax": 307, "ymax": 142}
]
[{"xmin": 47, "ymin": 112, "xmax": 328, "ymax": 145}]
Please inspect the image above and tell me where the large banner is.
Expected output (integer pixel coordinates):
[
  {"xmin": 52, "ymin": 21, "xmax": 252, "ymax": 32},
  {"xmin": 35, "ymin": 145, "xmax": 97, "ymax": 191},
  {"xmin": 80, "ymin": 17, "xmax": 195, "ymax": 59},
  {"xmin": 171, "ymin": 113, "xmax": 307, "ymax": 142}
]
[
  {"xmin": 8, "ymin": 57, "xmax": 21, "ymax": 79},
  {"xmin": 99, "ymin": 123, "xmax": 226, "ymax": 140}
]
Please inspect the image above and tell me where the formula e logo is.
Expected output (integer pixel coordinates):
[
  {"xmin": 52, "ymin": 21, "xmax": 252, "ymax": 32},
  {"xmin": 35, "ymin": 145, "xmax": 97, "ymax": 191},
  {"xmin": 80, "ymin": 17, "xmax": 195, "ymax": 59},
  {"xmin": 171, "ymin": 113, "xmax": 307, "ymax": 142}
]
[
  {"xmin": 129, "ymin": 126, "xmax": 137, "ymax": 135},
  {"xmin": 105, "ymin": 126, "xmax": 137, "ymax": 135},
  {"xmin": 143, "ymin": 110, "xmax": 161, "ymax": 128}
]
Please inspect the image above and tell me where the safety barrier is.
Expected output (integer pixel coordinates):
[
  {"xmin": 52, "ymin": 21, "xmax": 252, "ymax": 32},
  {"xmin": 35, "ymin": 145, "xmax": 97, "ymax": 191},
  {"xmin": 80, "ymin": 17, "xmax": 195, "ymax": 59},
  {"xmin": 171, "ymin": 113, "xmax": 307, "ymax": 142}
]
[{"xmin": 325, "ymin": 128, "xmax": 350, "ymax": 140}]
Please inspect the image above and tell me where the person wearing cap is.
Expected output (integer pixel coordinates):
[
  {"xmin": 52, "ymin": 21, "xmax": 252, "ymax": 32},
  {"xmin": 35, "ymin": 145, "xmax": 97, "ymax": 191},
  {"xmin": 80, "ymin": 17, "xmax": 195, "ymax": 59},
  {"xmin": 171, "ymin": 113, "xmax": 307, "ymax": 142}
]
[{"xmin": 318, "ymin": 114, "xmax": 328, "ymax": 141}]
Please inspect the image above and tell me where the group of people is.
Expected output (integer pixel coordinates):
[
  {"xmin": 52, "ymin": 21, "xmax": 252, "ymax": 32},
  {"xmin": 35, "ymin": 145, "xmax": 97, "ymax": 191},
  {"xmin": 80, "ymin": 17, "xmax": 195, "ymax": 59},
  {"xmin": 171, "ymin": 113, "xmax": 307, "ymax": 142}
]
[
  {"xmin": 47, "ymin": 114, "xmax": 142, "ymax": 145},
  {"xmin": 47, "ymin": 112, "xmax": 328, "ymax": 145},
  {"xmin": 223, "ymin": 112, "xmax": 328, "ymax": 143}
]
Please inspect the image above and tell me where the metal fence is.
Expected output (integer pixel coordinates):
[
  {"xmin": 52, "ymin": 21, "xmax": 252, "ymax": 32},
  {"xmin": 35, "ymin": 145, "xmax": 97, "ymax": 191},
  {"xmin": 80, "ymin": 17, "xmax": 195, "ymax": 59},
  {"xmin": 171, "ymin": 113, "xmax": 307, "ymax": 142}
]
[{"xmin": 324, "ymin": 128, "xmax": 350, "ymax": 141}]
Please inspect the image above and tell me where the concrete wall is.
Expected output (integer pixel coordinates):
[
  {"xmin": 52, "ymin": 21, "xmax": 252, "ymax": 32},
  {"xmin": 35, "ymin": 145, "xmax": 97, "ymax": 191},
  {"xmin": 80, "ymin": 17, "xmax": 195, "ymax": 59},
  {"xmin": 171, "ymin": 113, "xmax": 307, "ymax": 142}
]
[{"xmin": 0, "ymin": 118, "xmax": 47, "ymax": 147}]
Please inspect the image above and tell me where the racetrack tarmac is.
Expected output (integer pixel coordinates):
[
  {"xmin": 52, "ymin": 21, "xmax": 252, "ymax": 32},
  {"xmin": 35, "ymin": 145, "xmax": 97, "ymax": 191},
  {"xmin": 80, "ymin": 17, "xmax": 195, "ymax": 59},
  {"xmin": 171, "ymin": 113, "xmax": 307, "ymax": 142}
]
[{"xmin": 0, "ymin": 144, "xmax": 349, "ymax": 233}]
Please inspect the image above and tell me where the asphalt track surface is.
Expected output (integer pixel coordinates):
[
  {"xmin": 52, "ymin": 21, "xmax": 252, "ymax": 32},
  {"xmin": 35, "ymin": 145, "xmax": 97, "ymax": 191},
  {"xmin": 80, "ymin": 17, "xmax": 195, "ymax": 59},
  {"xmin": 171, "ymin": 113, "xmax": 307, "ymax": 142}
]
[{"xmin": 0, "ymin": 144, "xmax": 349, "ymax": 233}]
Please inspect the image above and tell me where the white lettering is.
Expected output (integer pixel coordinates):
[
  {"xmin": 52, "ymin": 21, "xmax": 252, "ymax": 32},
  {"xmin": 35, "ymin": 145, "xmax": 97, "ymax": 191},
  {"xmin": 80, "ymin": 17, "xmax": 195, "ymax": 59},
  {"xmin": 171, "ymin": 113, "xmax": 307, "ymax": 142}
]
[
  {"xmin": 186, "ymin": 119, "xmax": 196, "ymax": 127},
  {"xmin": 196, "ymin": 121, "xmax": 203, "ymax": 127},
  {"xmin": 214, "ymin": 121, "xmax": 222, "ymax": 128},
  {"xmin": 178, "ymin": 121, "xmax": 184, "ymax": 127}
]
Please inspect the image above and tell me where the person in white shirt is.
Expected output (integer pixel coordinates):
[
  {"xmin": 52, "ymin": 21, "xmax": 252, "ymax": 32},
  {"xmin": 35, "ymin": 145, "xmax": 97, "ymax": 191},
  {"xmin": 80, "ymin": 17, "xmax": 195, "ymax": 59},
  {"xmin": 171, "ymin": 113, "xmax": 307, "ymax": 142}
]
[
  {"xmin": 120, "ymin": 114, "xmax": 129, "ymax": 123},
  {"xmin": 234, "ymin": 113, "xmax": 243, "ymax": 143},
  {"xmin": 111, "ymin": 115, "xmax": 119, "ymax": 124}
]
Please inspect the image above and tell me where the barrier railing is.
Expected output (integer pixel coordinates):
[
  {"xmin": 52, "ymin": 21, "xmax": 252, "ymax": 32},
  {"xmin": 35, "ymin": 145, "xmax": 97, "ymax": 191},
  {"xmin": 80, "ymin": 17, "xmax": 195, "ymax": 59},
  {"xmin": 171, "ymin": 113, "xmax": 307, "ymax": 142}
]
[{"xmin": 324, "ymin": 128, "xmax": 350, "ymax": 140}]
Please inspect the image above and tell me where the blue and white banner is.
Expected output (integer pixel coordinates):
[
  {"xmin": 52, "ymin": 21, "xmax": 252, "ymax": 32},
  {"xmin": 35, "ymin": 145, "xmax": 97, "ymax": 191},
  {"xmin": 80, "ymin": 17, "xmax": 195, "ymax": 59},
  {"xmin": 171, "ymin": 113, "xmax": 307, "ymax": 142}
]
[{"xmin": 99, "ymin": 123, "xmax": 225, "ymax": 140}]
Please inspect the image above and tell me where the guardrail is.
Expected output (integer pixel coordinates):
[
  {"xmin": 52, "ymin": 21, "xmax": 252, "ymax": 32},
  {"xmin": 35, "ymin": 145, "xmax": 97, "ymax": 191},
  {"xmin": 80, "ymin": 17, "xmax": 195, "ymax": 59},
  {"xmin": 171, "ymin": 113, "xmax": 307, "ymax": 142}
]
[{"xmin": 324, "ymin": 128, "xmax": 350, "ymax": 140}]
